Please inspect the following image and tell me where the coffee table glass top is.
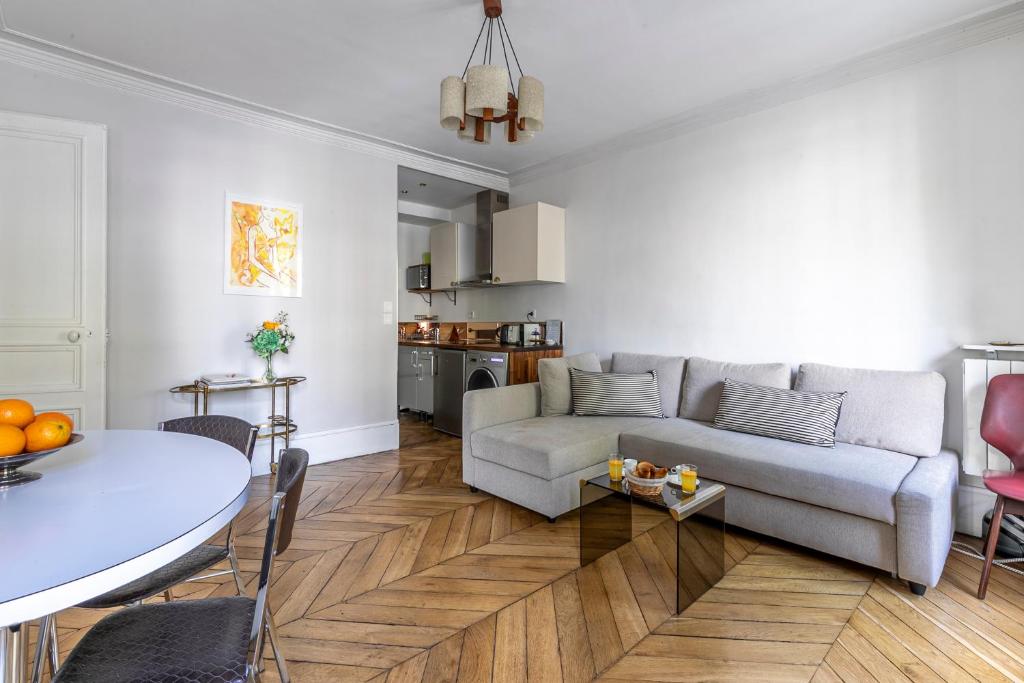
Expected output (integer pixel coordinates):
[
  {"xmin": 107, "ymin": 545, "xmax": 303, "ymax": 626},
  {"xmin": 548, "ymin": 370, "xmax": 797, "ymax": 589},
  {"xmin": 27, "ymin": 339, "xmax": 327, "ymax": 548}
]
[{"xmin": 585, "ymin": 473, "xmax": 724, "ymax": 520}]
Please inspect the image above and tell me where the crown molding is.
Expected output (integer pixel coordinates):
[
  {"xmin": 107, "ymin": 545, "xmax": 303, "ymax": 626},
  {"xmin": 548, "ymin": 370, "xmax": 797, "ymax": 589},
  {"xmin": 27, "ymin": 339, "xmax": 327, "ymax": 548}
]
[
  {"xmin": 509, "ymin": 1, "xmax": 1024, "ymax": 186},
  {"xmin": 0, "ymin": 27, "xmax": 510, "ymax": 191}
]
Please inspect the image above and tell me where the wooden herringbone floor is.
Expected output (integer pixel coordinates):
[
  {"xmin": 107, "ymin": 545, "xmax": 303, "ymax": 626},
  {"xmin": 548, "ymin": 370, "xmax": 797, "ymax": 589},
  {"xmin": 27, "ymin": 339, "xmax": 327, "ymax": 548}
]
[{"xmin": 36, "ymin": 417, "xmax": 1024, "ymax": 682}]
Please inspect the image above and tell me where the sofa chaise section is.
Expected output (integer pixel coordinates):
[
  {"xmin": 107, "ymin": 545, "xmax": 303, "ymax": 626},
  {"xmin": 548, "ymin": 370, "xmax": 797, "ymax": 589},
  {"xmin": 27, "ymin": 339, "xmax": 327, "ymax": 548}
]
[{"xmin": 464, "ymin": 383, "xmax": 661, "ymax": 519}]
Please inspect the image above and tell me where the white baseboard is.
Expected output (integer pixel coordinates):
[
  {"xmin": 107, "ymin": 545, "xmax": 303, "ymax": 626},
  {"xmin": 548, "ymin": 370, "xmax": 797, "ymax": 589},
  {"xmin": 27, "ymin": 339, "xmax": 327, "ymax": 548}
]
[
  {"xmin": 957, "ymin": 483, "xmax": 996, "ymax": 538},
  {"xmin": 250, "ymin": 419, "xmax": 399, "ymax": 475}
]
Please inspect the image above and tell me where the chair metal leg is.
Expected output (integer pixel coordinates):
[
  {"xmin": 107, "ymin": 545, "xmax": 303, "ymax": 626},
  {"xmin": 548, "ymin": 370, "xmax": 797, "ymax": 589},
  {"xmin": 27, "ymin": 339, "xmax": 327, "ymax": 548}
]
[
  {"xmin": 30, "ymin": 616, "xmax": 50, "ymax": 683},
  {"xmin": 46, "ymin": 617, "xmax": 58, "ymax": 676},
  {"xmin": 979, "ymin": 495, "xmax": 1005, "ymax": 599},
  {"xmin": 229, "ymin": 544, "xmax": 246, "ymax": 596},
  {"xmin": 1, "ymin": 623, "xmax": 27, "ymax": 683},
  {"xmin": 264, "ymin": 610, "xmax": 290, "ymax": 683}
]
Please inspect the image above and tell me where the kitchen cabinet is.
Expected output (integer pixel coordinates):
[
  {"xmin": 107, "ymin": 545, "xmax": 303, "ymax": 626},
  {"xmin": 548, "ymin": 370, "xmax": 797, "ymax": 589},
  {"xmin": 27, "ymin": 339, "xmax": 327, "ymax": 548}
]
[
  {"xmin": 429, "ymin": 222, "xmax": 477, "ymax": 289},
  {"xmin": 492, "ymin": 202, "xmax": 565, "ymax": 285},
  {"xmin": 398, "ymin": 346, "xmax": 435, "ymax": 414},
  {"xmin": 398, "ymin": 346, "xmax": 418, "ymax": 410},
  {"xmin": 416, "ymin": 348, "xmax": 435, "ymax": 414},
  {"xmin": 429, "ymin": 223, "xmax": 457, "ymax": 290}
]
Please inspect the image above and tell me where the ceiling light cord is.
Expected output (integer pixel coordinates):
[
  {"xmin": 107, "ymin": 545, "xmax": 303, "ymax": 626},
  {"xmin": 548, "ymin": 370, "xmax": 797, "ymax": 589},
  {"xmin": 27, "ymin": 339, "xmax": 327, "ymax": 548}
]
[
  {"xmin": 497, "ymin": 17, "xmax": 516, "ymax": 97},
  {"xmin": 499, "ymin": 17, "xmax": 525, "ymax": 79},
  {"xmin": 461, "ymin": 17, "xmax": 488, "ymax": 79},
  {"xmin": 486, "ymin": 18, "xmax": 495, "ymax": 65}
]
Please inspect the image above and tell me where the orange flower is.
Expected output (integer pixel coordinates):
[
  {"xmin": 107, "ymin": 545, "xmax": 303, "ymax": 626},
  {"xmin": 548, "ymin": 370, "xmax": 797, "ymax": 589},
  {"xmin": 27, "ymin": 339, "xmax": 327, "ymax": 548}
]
[{"xmin": 263, "ymin": 321, "xmax": 280, "ymax": 330}]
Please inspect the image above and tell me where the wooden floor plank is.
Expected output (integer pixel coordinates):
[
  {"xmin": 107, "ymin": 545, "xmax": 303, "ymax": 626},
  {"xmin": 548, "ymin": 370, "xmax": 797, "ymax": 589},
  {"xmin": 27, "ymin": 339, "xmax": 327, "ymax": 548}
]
[
  {"xmin": 525, "ymin": 585, "xmax": 564, "ymax": 683},
  {"xmin": 493, "ymin": 599, "xmax": 528, "ymax": 683}
]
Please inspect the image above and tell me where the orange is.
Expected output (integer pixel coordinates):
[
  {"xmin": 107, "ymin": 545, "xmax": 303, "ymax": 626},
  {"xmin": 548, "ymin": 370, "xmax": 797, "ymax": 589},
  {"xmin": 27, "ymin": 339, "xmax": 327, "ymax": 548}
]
[
  {"xmin": 24, "ymin": 419, "xmax": 70, "ymax": 453},
  {"xmin": 0, "ymin": 425, "xmax": 26, "ymax": 457},
  {"xmin": 35, "ymin": 411, "xmax": 73, "ymax": 431},
  {"xmin": 0, "ymin": 399, "xmax": 35, "ymax": 429}
]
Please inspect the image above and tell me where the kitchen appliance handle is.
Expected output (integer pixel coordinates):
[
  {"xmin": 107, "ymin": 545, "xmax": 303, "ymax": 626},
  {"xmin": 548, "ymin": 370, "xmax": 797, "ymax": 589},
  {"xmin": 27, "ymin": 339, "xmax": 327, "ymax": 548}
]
[{"xmin": 430, "ymin": 354, "xmax": 437, "ymax": 376}]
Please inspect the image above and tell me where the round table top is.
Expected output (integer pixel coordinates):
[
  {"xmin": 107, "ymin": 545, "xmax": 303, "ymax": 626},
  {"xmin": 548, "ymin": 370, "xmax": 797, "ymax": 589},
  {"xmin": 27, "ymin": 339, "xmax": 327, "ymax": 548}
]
[{"xmin": 0, "ymin": 430, "xmax": 251, "ymax": 626}]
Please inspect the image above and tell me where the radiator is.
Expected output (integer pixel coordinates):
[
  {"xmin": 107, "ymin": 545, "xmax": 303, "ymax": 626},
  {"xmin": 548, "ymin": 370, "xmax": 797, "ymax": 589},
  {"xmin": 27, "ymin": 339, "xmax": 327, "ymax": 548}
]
[{"xmin": 962, "ymin": 348, "xmax": 1024, "ymax": 476}]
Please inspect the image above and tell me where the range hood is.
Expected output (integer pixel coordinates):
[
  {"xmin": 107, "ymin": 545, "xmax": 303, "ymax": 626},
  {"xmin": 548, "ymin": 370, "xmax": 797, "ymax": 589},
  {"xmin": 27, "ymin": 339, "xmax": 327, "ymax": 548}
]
[{"xmin": 453, "ymin": 189, "xmax": 509, "ymax": 287}]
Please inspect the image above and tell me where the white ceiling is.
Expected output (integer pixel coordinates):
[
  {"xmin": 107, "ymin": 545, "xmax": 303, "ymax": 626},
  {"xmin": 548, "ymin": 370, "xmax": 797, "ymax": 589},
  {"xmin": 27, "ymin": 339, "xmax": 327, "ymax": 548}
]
[
  {"xmin": 398, "ymin": 167, "xmax": 484, "ymax": 209},
  {"xmin": 0, "ymin": 0, "xmax": 1011, "ymax": 174}
]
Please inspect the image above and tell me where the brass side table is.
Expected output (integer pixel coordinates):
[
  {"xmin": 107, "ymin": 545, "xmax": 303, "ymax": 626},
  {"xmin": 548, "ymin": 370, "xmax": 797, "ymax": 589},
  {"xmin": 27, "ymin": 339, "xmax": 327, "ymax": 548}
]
[{"xmin": 169, "ymin": 376, "xmax": 306, "ymax": 473}]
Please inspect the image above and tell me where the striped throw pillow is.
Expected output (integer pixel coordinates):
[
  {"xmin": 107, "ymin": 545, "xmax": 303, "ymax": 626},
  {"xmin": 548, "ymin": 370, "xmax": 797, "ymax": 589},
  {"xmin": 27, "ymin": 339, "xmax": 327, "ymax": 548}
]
[
  {"xmin": 713, "ymin": 379, "xmax": 846, "ymax": 447},
  {"xmin": 569, "ymin": 368, "xmax": 663, "ymax": 418}
]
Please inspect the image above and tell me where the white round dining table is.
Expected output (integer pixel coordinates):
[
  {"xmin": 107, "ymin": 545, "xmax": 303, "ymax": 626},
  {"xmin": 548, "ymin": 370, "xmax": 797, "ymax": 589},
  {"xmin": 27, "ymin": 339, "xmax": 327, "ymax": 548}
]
[{"xmin": 0, "ymin": 430, "xmax": 252, "ymax": 682}]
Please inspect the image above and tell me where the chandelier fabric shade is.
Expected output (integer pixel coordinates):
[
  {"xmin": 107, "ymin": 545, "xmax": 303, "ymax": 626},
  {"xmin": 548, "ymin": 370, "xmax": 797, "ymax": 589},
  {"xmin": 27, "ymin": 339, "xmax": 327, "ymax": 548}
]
[
  {"xmin": 438, "ymin": 0, "xmax": 543, "ymax": 146},
  {"xmin": 517, "ymin": 75, "xmax": 544, "ymax": 131},
  {"xmin": 439, "ymin": 76, "xmax": 466, "ymax": 130},
  {"xmin": 466, "ymin": 65, "xmax": 508, "ymax": 118}
]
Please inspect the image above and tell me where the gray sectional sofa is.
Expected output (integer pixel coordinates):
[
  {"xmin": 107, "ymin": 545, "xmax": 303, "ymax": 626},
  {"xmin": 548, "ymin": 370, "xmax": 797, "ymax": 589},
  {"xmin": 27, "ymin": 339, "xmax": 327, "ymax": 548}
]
[{"xmin": 462, "ymin": 353, "xmax": 958, "ymax": 593}]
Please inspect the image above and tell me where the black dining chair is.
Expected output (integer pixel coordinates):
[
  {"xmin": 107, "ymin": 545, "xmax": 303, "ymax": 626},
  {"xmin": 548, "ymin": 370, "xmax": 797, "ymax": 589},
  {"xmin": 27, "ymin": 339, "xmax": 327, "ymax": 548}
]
[
  {"xmin": 50, "ymin": 447, "xmax": 308, "ymax": 683},
  {"xmin": 32, "ymin": 415, "xmax": 258, "ymax": 681}
]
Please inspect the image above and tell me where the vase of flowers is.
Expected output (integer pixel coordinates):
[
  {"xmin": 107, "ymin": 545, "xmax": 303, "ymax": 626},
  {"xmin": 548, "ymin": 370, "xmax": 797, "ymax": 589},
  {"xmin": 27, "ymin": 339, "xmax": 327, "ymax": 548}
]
[{"xmin": 246, "ymin": 311, "xmax": 295, "ymax": 383}]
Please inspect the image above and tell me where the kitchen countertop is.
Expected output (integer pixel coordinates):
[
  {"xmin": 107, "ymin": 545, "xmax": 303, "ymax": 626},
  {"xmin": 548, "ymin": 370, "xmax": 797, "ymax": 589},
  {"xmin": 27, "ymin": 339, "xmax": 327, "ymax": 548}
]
[{"xmin": 398, "ymin": 340, "xmax": 563, "ymax": 353}]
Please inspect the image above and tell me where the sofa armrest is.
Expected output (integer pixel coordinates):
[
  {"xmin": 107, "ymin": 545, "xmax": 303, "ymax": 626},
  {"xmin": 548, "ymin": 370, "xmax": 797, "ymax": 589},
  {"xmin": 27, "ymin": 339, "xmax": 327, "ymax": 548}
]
[
  {"xmin": 895, "ymin": 450, "xmax": 959, "ymax": 587},
  {"xmin": 462, "ymin": 383, "xmax": 541, "ymax": 486}
]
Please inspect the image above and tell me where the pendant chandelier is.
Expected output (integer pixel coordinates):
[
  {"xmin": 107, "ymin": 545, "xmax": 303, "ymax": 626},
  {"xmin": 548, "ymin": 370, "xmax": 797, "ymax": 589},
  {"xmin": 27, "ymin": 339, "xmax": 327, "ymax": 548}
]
[{"xmin": 439, "ymin": 0, "xmax": 543, "ymax": 145}]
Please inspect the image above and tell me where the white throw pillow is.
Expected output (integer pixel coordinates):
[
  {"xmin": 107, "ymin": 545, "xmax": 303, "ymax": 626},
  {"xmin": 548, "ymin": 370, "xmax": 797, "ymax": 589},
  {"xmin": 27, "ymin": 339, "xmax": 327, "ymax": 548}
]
[{"xmin": 538, "ymin": 352, "xmax": 602, "ymax": 416}]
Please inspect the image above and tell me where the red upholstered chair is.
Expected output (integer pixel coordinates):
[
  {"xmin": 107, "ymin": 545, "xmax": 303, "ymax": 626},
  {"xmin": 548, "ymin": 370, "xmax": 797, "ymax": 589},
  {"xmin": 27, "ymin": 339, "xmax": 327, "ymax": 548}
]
[{"xmin": 978, "ymin": 374, "xmax": 1024, "ymax": 599}]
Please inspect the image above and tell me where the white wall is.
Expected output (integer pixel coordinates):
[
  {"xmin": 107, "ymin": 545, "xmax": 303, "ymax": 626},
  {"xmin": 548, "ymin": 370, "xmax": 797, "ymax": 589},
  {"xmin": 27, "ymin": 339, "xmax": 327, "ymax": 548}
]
[
  {"xmin": 478, "ymin": 33, "xmax": 1024, "ymax": 463},
  {"xmin": 0, "ymin": 60, "xmax": 400, "ymax": 472}
]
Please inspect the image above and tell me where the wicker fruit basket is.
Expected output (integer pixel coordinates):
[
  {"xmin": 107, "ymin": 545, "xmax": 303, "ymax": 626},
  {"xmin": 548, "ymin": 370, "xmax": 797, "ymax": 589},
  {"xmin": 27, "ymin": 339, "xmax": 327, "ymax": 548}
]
[{"xmin": 624, "ymin": 470, "xmax": 668, "ymax": 497}]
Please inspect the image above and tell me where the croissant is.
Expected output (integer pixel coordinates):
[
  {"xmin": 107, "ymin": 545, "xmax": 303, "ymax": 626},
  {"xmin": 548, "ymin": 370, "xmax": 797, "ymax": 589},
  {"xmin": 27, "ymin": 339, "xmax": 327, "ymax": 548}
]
[
  {"xmin": 635, "ymin": 461, "xmax": 656, "ymax": 478},
  {"xmin": 653, "ymin": 467, "xmax": 669, "ymax": 479}
]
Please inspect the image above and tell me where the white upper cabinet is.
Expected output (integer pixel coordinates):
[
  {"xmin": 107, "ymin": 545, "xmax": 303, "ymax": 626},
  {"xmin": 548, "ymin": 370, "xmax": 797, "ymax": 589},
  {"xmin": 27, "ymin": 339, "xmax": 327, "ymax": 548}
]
[
  {"xmin": 492, "ymin": 203, "xmax": 565, "ymax": 285},
  {"xmin": 429, "ymin": 222, "xmax": 458, "ymax": 290}
]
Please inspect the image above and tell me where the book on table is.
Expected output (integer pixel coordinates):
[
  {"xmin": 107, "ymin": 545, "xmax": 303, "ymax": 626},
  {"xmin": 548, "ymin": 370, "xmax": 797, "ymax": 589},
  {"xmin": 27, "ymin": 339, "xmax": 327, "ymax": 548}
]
[{"xmin": 200, "ymin": 373, "xmax": 255, "ymax": 386}]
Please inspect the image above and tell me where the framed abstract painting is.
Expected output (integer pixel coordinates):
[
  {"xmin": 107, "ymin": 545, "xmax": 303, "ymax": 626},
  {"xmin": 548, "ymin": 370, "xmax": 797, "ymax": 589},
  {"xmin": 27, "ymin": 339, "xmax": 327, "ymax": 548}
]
[{"xmin": 224, "ymin": 193, "xmax": 303, "ymax": 297}]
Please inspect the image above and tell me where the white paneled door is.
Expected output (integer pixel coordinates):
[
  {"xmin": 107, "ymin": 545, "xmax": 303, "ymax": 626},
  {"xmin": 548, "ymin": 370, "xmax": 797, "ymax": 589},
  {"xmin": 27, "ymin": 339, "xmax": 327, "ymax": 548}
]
[{"xmin": 0, "ymin": 111, "xmax": 107, "ymax": 429}]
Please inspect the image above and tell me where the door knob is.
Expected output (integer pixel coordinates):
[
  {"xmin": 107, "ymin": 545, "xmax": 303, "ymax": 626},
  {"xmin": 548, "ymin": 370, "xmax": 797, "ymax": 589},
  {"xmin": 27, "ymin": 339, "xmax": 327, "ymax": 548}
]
[{"xmin": 67, "ymin": 330, "xmax": 81, "ymax": 343}]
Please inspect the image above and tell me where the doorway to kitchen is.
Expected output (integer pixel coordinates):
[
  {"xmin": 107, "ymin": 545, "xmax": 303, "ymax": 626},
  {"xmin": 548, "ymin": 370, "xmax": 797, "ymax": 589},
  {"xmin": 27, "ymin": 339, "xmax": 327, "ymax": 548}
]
[{"xmin": 395, "ymin": 167, "xmax": 487, "ymax": 430}]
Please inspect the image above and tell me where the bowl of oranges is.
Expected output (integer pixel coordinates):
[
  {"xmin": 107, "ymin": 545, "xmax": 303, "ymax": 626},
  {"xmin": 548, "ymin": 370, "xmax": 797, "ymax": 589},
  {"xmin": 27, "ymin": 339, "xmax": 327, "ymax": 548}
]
[{"xmin": 0, "ymin": 399, "xmax": 82, "ymax": 488}]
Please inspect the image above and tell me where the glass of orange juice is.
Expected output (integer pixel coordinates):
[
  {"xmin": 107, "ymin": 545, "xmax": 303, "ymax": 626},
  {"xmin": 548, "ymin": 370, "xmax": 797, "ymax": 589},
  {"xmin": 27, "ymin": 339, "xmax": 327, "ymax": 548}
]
[
  {"xmin": 680, "ymin": 464, "xmax": 698, "ymax": 494},
  {"xmin": 608, "ymin": 453, "xmax": 624, "ymax": 481}
]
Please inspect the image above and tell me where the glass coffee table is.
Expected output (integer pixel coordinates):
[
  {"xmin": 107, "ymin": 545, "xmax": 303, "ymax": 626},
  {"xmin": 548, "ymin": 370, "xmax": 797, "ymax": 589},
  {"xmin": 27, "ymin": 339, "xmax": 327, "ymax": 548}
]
[{"xmin": 580, "ymin": 473, "xmax": 726, "ymax": 614}]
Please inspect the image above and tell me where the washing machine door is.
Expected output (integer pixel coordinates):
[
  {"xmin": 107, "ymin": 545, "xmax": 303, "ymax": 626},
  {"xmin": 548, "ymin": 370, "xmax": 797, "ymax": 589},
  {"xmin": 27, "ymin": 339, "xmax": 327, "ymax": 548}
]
[{"xmin": 466, "ymin": 367, "xmax": 499, "ymax": 391}]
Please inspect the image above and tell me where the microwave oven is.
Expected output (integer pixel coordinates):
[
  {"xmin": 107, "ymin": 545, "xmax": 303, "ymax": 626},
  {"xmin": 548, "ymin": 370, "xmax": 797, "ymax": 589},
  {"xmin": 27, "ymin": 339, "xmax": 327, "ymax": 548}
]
[{"xmin": 406, "ymin": 264, "xmax": 430, "ymax": 290}]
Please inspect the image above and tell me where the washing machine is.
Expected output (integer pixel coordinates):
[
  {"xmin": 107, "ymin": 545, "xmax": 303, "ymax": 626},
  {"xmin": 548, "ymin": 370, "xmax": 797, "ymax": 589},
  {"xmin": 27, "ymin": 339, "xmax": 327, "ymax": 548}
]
[{"xmin": 465, "ymin": 350, "xmax": 509, "ymax": 391}]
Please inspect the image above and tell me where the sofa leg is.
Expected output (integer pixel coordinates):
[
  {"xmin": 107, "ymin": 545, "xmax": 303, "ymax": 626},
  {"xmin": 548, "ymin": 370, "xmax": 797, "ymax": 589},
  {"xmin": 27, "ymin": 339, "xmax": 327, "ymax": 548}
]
[
  {"xmin": 547, "ymin": 516, "xmax": 557, "ymax": 524},
  {"xmin": 908, "ymin": 581, "xmax": 927, "ymax": 596},
  {"xmin": 469, "ymin": 486, "xmax": 478, "ymax": 493}
]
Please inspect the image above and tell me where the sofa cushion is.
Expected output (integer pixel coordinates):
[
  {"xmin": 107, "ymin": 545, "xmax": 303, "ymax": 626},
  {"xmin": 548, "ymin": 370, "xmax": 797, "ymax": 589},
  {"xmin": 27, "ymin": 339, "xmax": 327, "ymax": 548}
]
[
  {"xmin": 538, "ymin": 353, "xmax": 602, "ymax": 416},
  {"xmin": 680, "ymin": 357, "xmax": 791, "ymax": 422},
  {"xmin": 620, "ymin": 418, "xmax": 919, "ymax": 524},
  {"xmin": 471, "ymin": 415, "xmax": 660, "ymax": 481},
  {"xmin": 611, "ymin": 353, "xmax": 686, "ymax": 417},
  {"xmin": 794, "ymin": 363, "xmax": 946, "ymax": 457},
  {"xmin": 714, "ymin": 379, "xmax": 845, "ymax": 447},
  {"xmin": 570, "ymin": 368, "xmax": 664, "ymax": 417}
]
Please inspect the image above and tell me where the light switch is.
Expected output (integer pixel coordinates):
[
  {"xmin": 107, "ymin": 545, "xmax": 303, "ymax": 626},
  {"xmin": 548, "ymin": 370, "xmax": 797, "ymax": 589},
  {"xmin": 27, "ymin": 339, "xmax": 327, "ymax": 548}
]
[{"xmin": 382, "ymin": 301, "xmax": 393, "ymax": 324}]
